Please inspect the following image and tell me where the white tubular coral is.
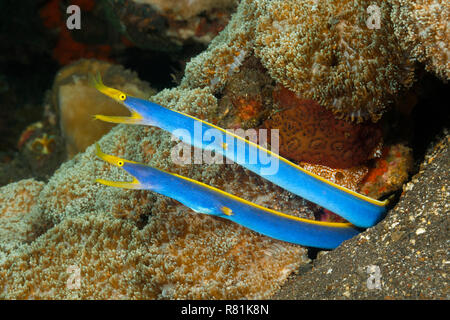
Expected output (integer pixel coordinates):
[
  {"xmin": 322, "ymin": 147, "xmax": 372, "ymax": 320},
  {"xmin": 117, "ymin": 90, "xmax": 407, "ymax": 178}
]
[
  {"xmin": 390, "ymin": 0, "xmax": 450, "ymax": 81},
  {"xmin": 253, "ymin": 0, "xmax": 415, "ymax": 122}
]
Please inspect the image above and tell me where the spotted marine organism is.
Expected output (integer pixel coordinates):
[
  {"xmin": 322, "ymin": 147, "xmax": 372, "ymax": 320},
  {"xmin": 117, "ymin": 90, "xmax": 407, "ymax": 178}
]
[{"xmin": 92, "ymin": 74, "xmax": 389, "ymax": 248}]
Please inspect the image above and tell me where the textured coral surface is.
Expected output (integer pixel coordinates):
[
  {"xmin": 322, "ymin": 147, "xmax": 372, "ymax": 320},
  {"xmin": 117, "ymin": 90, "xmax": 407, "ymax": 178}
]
[
  {"xmin": 144, "ymin": 0, "xmax": 238, "ymax": 20},
  {"xmin": 391, "ymin": 0, "xmax": 450, "ymax": 80},
  {"xmin": 0, "ymin": 179, "xmax": 46, "ymax": 263},
  {"xmin": 182, "ymin": 0, "xmax": 415, "ymax": 122},
  {"xmin": 264, "ymin": 86, "xmax": 382, "ymax": 168},
  {"xmin": 108, "ymin": 0, "xmax": 239, "ymax": 50},
  {"xmin": 253, "ymin": 0, "xmax": 415, "ymax": 122}
]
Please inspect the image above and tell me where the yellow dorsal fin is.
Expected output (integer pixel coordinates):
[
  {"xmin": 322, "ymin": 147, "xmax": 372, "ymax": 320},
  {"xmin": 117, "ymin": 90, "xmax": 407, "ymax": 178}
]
[{"xmin": 221, "ymin": 206, "xmax": 234, "ymax": 216}]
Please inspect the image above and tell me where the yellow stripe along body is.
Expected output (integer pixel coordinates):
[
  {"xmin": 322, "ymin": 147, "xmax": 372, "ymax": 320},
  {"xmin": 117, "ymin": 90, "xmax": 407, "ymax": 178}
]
[
  {"xmin": 96, "ymin": 144, "xmax": 361, "ymax": 249},
  {"xmin": 99, "ymin": 95, "xmax": 387, "ymax": 228}
]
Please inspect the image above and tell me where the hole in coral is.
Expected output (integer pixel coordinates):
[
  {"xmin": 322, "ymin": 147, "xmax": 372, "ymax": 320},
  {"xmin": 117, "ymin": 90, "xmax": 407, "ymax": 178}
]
[
  {"xmin": 307, "ymin": 247, "xmax": 323, "ymax": 260},
  {"xmin": 334, "ymin": 171, "xmax": 344, "ymax": 182},
  {"xmin": 136, "ymin": 212, "xmax": 150, "ymax": 230},
  {"xmin": 409, "ymin": 70, "xmax": 450, "ymax": 164},
  {"xmin": 329, "ymin": 53, "xmax": 338, "ymax": 67}
]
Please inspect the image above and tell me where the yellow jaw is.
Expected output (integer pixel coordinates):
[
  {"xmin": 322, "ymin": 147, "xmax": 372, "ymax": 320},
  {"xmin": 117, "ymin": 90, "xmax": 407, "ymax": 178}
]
[
  {"xmin": 93, "ymin": 113, "xmax": 143, "ymax": 125},
  {"xmin": 95, "ymin": 143, "xmax": 142, "ymax": 189}
]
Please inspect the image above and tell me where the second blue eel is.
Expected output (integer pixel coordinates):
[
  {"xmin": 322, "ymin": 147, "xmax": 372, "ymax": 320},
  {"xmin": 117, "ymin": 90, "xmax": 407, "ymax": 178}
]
[{"xmin": 92, "ymin": 74, "xmax": 388, "ymax": 249}]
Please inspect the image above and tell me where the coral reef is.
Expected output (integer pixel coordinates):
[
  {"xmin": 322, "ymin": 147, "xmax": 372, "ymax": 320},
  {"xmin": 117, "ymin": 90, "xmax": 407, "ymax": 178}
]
[
  {"xmin": 0, "ymin": 210, "xmax": 308, "ymax": 299},
  {"xmin": 273, "ymin": 132, "xmax": 449, "ymax": 299},
  {"xmin": 263, "ymin": 85, "xmax": 383, "ymax": 168},
  {"xmin": 302, "ymin": 143, "xmax": 413, "ymax": 223},
  {"xmin": 390, "ymin": 0, "xmax": 450, "ymax": 80},
  {"xmin": 0, "ymin": 0, "xmax": 431, "ymax": 299},
  {"xmin": 0, "ymin": 84, "xmax": 313, "ymax": 299},
  {"xmin": 52, "ymin": 59, "xmax": 156, "ymax": 158},
  {"xmin": 253, "ymin": 0, "xmax": 414, "ymax": 122},
  {"xmin": 0, "ymin": 117, "xmax": 65, "ymax": 187},
  {"xmin": 103, "ymin": 0, "xmax": 239, "ymax": 51},
  {"xmin": 183, "ymin": 0, "xmax": 415, "ymax": 122}
]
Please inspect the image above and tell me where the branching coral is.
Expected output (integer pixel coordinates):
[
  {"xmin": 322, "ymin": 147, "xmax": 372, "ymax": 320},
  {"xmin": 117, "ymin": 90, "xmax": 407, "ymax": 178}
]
[
  {"xmin": 253, "ymin": 0, "xmax": 415, "ymax": 122},
  {"xmin": 390, "ymin": 0, "xmax": 450, "ymax": 80}
]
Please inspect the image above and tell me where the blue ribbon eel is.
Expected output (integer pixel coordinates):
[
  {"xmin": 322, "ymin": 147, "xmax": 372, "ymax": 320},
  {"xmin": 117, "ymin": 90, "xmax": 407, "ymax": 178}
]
[
  {"xmin": 95, "ymin": 144, "xmax": 361, "ymax": 249},
  {"xmin": 91, "ymin": 74, "xmax": 388, "ymax": 228}
]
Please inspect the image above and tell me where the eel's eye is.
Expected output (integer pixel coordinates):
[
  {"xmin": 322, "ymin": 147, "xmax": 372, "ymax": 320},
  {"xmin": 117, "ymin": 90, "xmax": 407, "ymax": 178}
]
[
  {"xmin": 117, "ymin": 160, "xmax": 124, "ymax": 167},
  {"xmin": 118, "ymin": 93, "xmax": 126, "ymax": 101}
]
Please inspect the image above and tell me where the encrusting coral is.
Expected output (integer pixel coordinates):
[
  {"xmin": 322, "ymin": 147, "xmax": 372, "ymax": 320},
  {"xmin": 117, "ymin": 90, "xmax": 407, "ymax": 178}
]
[
  {"xmin": 390, "ymin": 0, "xmax": 450, "ymax": 80},
  {"xmin": 0, "ymin": 179, "xmax": 46, "ymax": 263},
  {"xmin": 263, "ymin": 85, "xmax": 383, "ymax": 168}
]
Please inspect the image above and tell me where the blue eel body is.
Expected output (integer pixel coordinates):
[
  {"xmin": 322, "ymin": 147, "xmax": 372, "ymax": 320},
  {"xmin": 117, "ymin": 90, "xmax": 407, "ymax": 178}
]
[
  {"xmin": 92, "ymin": 75, "xmax": 389, "ymax": 248},
  {"xmin": 95, "ymin": 144, "xmax": 361, "ymax": 249}
]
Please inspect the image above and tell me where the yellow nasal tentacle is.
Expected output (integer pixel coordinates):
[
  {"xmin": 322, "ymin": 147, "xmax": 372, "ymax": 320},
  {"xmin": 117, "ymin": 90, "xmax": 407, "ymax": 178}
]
[
  {"xmin": 89, "ymin": 73, "xmax": 128, "ymax": 103},
  {"xmin": 95, "ymin": 143, "xmax": 139, "ymax": 167}
]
